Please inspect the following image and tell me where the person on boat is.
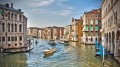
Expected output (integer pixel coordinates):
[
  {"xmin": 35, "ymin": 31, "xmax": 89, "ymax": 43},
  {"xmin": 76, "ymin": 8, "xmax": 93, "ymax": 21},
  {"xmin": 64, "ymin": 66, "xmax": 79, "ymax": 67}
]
[{"xmin": 36, "ymin": 40, "xmax": 38, "ymax": 44}]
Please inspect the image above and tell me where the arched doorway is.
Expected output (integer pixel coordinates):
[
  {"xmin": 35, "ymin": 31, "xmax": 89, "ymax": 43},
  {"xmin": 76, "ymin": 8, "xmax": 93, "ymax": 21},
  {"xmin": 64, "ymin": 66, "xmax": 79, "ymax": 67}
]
[
  {"xmin": 112, "ymin": 31, "xmax": 115, "ymax": 53},
  {"xmin": 106, "ymin": 33, "xmax": 108, "ymax": 49},
  {"xmin": 109, "ymin": 32, "xmax": 111, "ymax": 51}
]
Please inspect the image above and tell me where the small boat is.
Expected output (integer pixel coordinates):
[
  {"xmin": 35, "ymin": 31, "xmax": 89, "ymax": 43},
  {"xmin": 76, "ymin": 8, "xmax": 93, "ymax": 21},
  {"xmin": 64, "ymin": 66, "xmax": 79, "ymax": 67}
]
[
  {"xmin": 59, "ymin": 38, "xmax": 69, "ymax": 45},
  {"xmin": 48, "ymin": 40, "xmax": 56, "ymax": 46},
  {"xmin": 44, "ymin": 48, "xmax": 56, "ymax": 57}
]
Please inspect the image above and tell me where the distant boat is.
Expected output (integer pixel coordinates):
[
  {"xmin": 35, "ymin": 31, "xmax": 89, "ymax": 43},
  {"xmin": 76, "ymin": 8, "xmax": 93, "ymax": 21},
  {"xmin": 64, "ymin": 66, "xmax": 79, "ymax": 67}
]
[
  {"xmin": 44, "ymin": 48, "xmax": 56, "ymax": 57},
  {"xmin": 59, "ymin": 38, "xmax": 69, "ymax": 45},
  {"xmin": 48, "ymin": 40, "xmax": 56, "ymax": 46}
]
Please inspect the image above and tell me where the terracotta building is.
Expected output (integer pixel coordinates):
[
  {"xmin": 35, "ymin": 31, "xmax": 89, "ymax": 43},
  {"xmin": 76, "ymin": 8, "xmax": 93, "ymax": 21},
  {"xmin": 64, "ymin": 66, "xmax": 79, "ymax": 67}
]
[{"xmin": 82, "ymin": 9, "xmax": 101, "ymax": 44}]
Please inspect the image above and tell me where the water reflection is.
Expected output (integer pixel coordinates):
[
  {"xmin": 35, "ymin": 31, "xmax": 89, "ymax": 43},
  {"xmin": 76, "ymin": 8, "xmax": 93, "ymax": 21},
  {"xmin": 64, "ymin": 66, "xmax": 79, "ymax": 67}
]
[
  {"xmin": 0, "ymin": 39, "xmax": 120, "ymax": 67},
  {"xmin": 0, "ymin": 53, "xmax": 27, "ymax": 67}
]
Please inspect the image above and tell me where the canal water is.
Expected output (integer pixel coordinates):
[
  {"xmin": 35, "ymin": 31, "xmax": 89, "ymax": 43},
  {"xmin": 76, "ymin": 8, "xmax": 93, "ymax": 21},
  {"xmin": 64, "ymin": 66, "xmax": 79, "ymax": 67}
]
[{"xmin": 0, "ymin": 39, "xmax": 120, "ymax": 67}]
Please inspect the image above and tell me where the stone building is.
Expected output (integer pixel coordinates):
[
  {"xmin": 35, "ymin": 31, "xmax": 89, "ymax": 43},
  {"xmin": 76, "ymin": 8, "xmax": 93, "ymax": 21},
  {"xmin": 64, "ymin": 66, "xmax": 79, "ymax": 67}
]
[
  {"xmin": 101, "ymin": 0, "xmax": 120, "ymax": 63},
  {"xmin": 82, "ymin": 9, "xmax": 101, "ymax": 44},
  {"xmin": 0, "ymin": 3, "xmax": 28, "ymax": 52}
]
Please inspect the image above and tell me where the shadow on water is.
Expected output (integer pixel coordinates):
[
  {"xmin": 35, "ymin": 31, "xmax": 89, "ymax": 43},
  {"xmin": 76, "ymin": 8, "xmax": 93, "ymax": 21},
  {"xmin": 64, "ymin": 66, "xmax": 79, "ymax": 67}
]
[{"xmin": 0, "ymin": 39, "xmax": 120, "ymax": 67}]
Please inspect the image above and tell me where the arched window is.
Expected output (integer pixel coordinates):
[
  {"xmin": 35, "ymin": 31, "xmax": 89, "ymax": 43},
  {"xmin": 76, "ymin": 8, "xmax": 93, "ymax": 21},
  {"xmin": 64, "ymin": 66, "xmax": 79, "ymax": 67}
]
[
  {"xmin": 19, "ymin": 15, "xmax": 21, "ymax": 22},
  {"xmin": 86, "ymin": 38, "xmax": 88, "ymax": 42},
  {"xmin": 8, "ymin": 23, "xmax": 10, "ymax": 32},
  {"xmin": 8, "ymin": 44, "xmax": 11, "ymax": 46},
  {"xmin": 15, "ymin": 24, "xmax": 17, "ymax": 32},
  {"xmin": 2, "ymin": 23, "xmax": 5, "ymax": 32},
  {"xmin": 11, "ymin": 24, "xmax": 14, "ymax": 32},
  {"xmin": 15, "ymin": 14, "xmax": 17, "ymax": 21},
  {"xmin": 15, "ymin": 36, "xmax": 17, "ymax": 41},
  {"xmin": 11, "ymin": 13, "xmax": 13, "ymax": 20},
  {"xmin": 15, "ymin": 43, "xmax": 17, "ymax": 46},
  {"xmin": 8, "ymin": 12, "xmax": 10, "ymax": 20},
  {"xmin": 19, "ymin": 24, "xmax": 22, "ymax": 32},
  {"xmin": 95, "ymin": 38, "xmax": 97, "ymax": 41},
  {"xmin": 91, "ymin": 38, "xmax": 93, "ymax": 41}
]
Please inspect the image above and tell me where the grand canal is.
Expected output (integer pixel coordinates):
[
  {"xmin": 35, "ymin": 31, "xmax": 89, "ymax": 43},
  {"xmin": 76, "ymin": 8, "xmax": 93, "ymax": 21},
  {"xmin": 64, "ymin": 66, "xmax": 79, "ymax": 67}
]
[{"xmin": 0, "ymin": 39, "xmax": 120, "ymax": 67}]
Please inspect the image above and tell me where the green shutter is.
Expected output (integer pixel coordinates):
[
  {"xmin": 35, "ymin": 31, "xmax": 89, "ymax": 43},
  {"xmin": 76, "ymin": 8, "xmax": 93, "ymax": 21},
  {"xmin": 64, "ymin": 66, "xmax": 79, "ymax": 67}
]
[
  {"xmin": 86, "ymin": 26, "xmax": 88, "ymax": 30},
  {"xmin": 95, "ymin": 20, "xmax": 98, "ymax": 24},
  {"xmin": 95, "ymin": 26, "xmax": 98, "ymax": 31},
  {"xmin": 90, "ymin": 26, "xmax": 93, "ymax": 31},
  {"xmin": 0, "ymin": 10, "xmax": 5, "ymax": 15},
  {"xmin": 90, "ymin": 20, "xmax": 93, "ymax": 24}
]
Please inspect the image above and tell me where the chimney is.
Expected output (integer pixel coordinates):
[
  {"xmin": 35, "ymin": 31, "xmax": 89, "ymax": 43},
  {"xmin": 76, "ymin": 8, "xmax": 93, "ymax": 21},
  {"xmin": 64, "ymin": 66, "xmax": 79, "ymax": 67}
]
[{"xmin": 11, "ymin": 3, "xmax": 13, "ymax": 8}]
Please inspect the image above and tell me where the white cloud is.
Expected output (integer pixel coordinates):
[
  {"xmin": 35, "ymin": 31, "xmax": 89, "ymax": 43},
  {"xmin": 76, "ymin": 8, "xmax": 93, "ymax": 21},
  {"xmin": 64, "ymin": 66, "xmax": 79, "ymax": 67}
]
[
  {"xmin": 59, "ymin": 10, "xmax": 72, "ymax": 16},
  {"xmin": 27, "ymin": 0, "xmax": 55, "ymax": 7}
]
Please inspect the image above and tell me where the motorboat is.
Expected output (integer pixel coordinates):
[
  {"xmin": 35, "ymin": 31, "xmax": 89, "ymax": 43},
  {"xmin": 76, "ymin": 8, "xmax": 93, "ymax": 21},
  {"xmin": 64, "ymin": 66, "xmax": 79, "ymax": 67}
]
[
  {"xmin": 44, "ymin": 48, "xmax": 56, "ymax": 57},
  {"xmin": 48, "ymin": 40, "xmax": 56, "ymax": 46}
]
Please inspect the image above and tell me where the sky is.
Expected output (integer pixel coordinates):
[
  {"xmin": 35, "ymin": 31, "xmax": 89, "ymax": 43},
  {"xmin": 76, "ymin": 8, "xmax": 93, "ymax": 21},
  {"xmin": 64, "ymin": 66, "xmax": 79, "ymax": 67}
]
[{"xmin": 0, "ymin": 0, "xmax": 102, "ymax": 28}]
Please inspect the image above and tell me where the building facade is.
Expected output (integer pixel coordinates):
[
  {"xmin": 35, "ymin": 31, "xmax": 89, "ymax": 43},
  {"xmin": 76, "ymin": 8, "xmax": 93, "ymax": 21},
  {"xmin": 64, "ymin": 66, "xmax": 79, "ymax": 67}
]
[
  {"xmin": 82, "ymin": 9, "xmax": 101, "ymax": 44},
  {"xmin": 64, "ymin": 25, "xmax": 72, "ymax": 40},
  {"xmin": 101, "ymin": 0, "xmax": 120, "ymax": 63},
  {"xmin": 27, "ymin": 27, "xmax": 39, "ymax": 38},
  {"xmin": 72, "ymin": 18, "xmax": 79, "ymax": 41},
  {"xmin": 0, "ymin": 3, "xmax": 27, "ymax": 52}
]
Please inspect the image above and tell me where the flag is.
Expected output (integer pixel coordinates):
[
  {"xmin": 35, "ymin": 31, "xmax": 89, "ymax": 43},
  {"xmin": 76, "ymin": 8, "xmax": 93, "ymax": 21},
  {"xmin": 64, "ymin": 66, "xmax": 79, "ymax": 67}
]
[{"xmin": 0, "ymin": 10, "xmax": 5, "ymax": 15}]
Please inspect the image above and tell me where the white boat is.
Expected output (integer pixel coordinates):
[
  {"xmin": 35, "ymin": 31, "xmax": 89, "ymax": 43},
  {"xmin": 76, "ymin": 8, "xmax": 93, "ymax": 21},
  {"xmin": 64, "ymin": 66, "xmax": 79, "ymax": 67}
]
[
  {"xmin": 59, "ymin": 38, "xmax": 69, "ymax": 45},
  {"xmin": 44, "ymin": 48, "xmax": 56, "ymax": 56}
]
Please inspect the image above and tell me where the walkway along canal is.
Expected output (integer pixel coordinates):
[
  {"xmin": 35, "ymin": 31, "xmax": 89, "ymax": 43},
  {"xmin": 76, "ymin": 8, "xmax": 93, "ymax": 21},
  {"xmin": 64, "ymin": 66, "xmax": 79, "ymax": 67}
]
[{"xmin": 0, "ymin": 38, "xmax": 120, "ymax": 67}]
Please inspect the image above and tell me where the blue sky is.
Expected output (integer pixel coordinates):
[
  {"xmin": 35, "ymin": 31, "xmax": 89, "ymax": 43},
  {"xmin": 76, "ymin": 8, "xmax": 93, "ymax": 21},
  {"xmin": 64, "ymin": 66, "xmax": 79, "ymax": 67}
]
[{"xmin": 0, "ymin": 0, "xmax": 102, "ymax": 28}]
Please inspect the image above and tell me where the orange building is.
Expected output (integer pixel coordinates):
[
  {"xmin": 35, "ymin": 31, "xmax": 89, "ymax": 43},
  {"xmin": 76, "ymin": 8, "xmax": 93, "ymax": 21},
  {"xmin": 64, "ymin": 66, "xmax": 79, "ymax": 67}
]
[{"xmin": 78, "ymin": 17, "xmax": 83, "ymax": 41}]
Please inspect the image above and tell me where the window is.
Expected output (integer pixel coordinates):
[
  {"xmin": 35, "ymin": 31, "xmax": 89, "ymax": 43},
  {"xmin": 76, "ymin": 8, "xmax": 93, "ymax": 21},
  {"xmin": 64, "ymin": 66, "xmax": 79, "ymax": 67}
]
[
  {"xmin": 2, "ymin": 23, "xmax": 5, "ymax": 32},
  {"xmin": 8, "ymin": 36, "xmax": 10, "ymax": 41},
  {"xmin": 91, "ymin": 38, "xmax": 93, "ymax": 41},
  {"xmin": 91, "ymin": 15, "xmax": 93, "ymax": 18},
  {"xmin": 20, "ymin": 43, "xmax": 22, "ymax": 45},
  {"xmin": 90, "ymin": 26, "xmax": 93, "ymax": 31},
  {"xmin": 19, "ymin": 36, "xmax": 22, "ymax": 41},
  {"xmin": 19, "ymin": 15, "xmax": 21, "ymax": 22},
  {"xmin": 90, "ymin": 20, "xmax": 93, "ymax": 24},
  {"xmin": 15, "ymin": 36, "xmax": 17, "ymax": 41},
  {"xmin": 15, "ymin": 43, "xmax": 17, "ymax": 46},
  {"xmin": 15, "ymin": 24, "xmax": 17, "ymax": 32},
  {"xmin": 19, "ymin": 24, "xmax": 22, "ymax": 32},
  {"xmin": 0, "ymin": 37, "xmax": 1, "ymax": 42},
  {"xmin": 11, "ymin": 24, "xmax": 14, "ymax": 32},
  {"xmin": 90, "ymin": 32, "xmax": 93, "ymax": 36},
  {"xmin": 86, "ymin": 32, "xmax": 88, "ymax": 36},
  {"xmin": 8, "ymin": 23, "xmax": 10, "ymax": 32},
  {"xmin": 95, "ymin": 38, "xmax": 97, "ymax": 41},
  {"xmin": 11, "ymin": 36, "xmax": 14, "ymax": 41},
  {"xmin": 8, "ymin": 44, "xmax": 11, "ymax": 46},
  {"xmin": 8, "ymin": 12, "xmax": 10, "ymax": 20},
  {"xmin": 15, "ymin": 14, "xmax": 17, "ymax": 21},
  {"xmin": 95, "ymin": 26, "xmax": 98, "ymax": 31},
  {"xmin": 11, "ymin": 13, "xmax": 13, "ymax": 20},
  {"xmin": 86, "ymin": 38, "xmax": 88, "ymax": 42},
  {"xmin": 95, "ymin": 20, "xmax": 98, "ymax": 24},
  {"xmin": 2, "ymin": 37, "xmax": 5, "ymax": 42},
  {"xmin": 86, "ymin": 26, "xmax": 88, "ymax": 31}
]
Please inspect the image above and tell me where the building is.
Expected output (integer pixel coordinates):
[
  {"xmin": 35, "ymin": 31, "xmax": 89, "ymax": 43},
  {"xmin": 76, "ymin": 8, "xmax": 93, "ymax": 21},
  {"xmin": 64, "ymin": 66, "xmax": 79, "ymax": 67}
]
[
  {"xmin": 59, "ymin": 27, "xmax": 64, "ymax": 38},
  {"xmin": 38, "ymin": 28, "xmax": 42, "ymax": 38},
  {"xmin": 78, "ymin": 17, "xmax": 83, "ymax": 42},
  {"xmin": 82, "ymin": 9, "xmax": 101, "ymax": 44},
  {"xmin": 27, "ymin": 27, "xmax": 39, "ymax": 38},
  {"xmin": 52, "ymin": 26, "xmax": 59, "ymax": 40},
  {"xmin": 71, "ymin": 18, "xmax": 79, "ymax": 41},
  {"xmin": 64, "ymin": 25, "xmax": 72, "ymax": 40},
  {"xmin": 0, "ymin": 3, "xmax": 28, "ymax": 52},
  {"xmin": 101, "ymin": 0, "xmax": 120, "ymax": 63}
]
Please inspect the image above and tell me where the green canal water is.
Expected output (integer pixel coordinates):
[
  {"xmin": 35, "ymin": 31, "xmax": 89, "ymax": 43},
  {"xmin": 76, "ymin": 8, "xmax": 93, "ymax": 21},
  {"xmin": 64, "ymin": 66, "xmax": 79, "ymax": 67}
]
[{"xmin": 0, "ymin": 39, "xmax": 120, "ymax": 67}]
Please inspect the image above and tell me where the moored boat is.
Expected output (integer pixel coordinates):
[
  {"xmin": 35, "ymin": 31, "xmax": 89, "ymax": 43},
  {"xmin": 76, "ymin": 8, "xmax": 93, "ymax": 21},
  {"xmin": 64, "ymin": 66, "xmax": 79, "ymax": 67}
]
[
  {"xmin": 59, "ymin": 38, "xmax": 69, "ymax": 45},
  {"xmin": 48, "ymin": 40, "xmax": 56, "ymax": 46}
]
